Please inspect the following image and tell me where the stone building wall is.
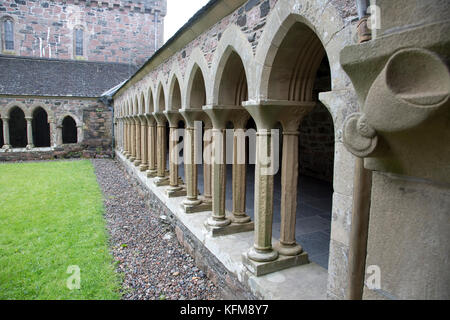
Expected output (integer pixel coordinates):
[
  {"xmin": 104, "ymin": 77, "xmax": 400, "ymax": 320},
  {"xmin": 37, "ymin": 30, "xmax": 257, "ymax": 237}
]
[
  {"xmin": 0, "ymin": 96, "xmax": 112, "ymax": 160},
  {"xmin": 0, "ymin": 0, "xmax": 166, "ymax": 66}
]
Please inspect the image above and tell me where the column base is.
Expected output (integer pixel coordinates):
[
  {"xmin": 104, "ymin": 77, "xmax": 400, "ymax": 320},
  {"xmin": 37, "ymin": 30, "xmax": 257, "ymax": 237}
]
[
  {"xmin": 146, "ymin": 169, "xmax": 157, "ymax": 177},
  {"xmin": 154, "ymin": 176, "xmax": 169, "ymax": 187},
  {"xmin": 2, "ymin": 145, "xmax": 11, "ymax": 150},
  {"xmin": 242, "ymin": 251, "xmax": 309, "ymax": 277},
  {"xmin": 204, "ymin": 212, "xmax": 254, "ymax": 237},
  {"xmin": 273, "ymin": 241, "xmax": 303, "ymax": 256},
  {"xmin": 26, "ymin": 144, "xmax": 34, "ymax": 150},
  {"xmin": 181, "ymin": 197, "xmax": 212, "ymax": 214},
  {"xmin": 231, "ymin": 213, "xmax": 252, "ymax": 224},
  {"xmin": 139, "ymin": 164, "xmax": 148, "ymax": 172},
  {"xmin": 129, "ymin": 156, "xmax": 136, "ymax": 162},
  {"xmin": 166, "ymin": 186, "xmax": 187, "ymax": 198},
  {"xmin": 134, "ymin": 160, "xmax": 141, "ymax": 167}
]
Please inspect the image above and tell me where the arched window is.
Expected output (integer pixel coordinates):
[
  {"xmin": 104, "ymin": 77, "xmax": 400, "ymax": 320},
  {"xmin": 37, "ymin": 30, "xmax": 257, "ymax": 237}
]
[
  {"xmin": 9, "ymin": 107, "xmax": 27, "ymax": 148},
  {"xmin": 62, "ymin": 116, "xmax": 77, "ymax": 144},
  {"xmin": 74, "ymin": 27, "xmax": 84, "ymax": 57},
  {"xmin": 32, "ymin": 107, "xmax": 50, "ymax": 147},
  {"xmin": 2, "ymin": 17, "xmax": 14, "ymax": 52}
]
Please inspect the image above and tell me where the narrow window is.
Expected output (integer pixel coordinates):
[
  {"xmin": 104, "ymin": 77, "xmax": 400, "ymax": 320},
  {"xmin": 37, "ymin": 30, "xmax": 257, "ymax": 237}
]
[
  {"xmin": 3, "ymin": 18, "xmax": 14, "ymax": 51},
  {"xmin": 75, "ymin": 28, "xmax": 83, "ymax": 56}
]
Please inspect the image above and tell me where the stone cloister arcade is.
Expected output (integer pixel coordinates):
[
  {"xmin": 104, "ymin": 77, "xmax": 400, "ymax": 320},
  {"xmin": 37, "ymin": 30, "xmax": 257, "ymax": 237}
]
[
  {"xmin": 0, "ymin": 102, "xmax": 82, "ymax": 150},
  {"xmin": 113, "ymin": 0, "xmax": 358, "ymax": 299}
]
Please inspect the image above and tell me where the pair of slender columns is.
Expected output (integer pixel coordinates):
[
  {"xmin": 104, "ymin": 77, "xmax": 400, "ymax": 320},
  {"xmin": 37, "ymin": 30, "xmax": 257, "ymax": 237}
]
[
  {"xmin": 178, "ymin": 109, "xmax": 212, "ymax": 211},
  {"xmin": 203, "ymin": 106, "xmax": 252, "ymax": 229},
  {"xmin": 243, "ymin": 101, "xmax": 316, "ymax": 262},
  {"xmin": 153, "ymin": 112, "xmax": 169, "ymax": 185},
  {"xmin": 164, "ymin": 111, "xmax": 184, "ymax": 192}
]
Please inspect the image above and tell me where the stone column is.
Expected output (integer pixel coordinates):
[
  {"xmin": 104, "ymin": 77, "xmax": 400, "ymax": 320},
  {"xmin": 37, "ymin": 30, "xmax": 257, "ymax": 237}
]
[
  {"xmin": 1, "ymin": 117, "xmax": 11, "ymax": 149},
  {"xmin": 130, "ymin": 117, "xmax": 136, "ymax": 162},
  {"xmin": 25, "ymin": 116, "xmax": 34, "ymax": 149},
  {"xmin": 146, "ymin": 114, "xmax": 158, "ymax": 177},
  {"xmin": 153, "ymin": 112, "xmax": 169, "ymax": 186},
  {"xmin": 274, "ymin": 105, "xmax": 315, "ymax": 256},
  {"xmin": 207, "ymin": 127, "xmax": 230, "ymax": 227},
  {"xmin": 247, "ymin": 127, "xmax": 278, "ymax": 262},
  {"xmin": 126, "ymin": 117, "xmax": 131, "ymax": 158},
  {"xmin": 203, "ymin": 124, "xmax": 213, "ymax": 203},
  {"xmin": 123, "ymin": 118, "xmax": 128, "ymax": 156},
  {"xmin": 231, "ymin": 116, "xmax": 251, "ymax": 224},
  {"xmin": 56, "ymin": 125, "xmax": 63, "ymax": 146},
  {"xmin": 274, "ymin": 131, "xmax": 303, "ymax": 255},
  {"xmin": 76, "ymin": 124, "xmax": 83, "ymax": 144},
  {"xmin": 134, "ymin": 116, "xmax": 141, "ymax": 166},
  {"xmin": 139, "ymin": 116, "xmax": 148, "ymax": 171}
]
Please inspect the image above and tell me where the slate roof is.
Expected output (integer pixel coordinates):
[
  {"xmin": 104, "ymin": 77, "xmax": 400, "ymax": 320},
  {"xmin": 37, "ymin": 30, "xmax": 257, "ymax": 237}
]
[{"xmin": 0, "ymin": 55, "xmax": 137, "ymax": 98}]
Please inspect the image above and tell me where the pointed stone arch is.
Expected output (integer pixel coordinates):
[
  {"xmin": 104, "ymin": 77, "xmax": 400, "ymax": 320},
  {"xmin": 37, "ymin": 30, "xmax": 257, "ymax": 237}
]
[
  {"xmin": 155, "ymin": 79, "xmax": 167, "ymax": 112},
  {"xmin": 167, "ymin": 62, "xmax": 184, "ymax": 111},
  {"xmin": 184, "ymin": 47, "xmax": 210, "ymax": 109},
  {"xmin": 210, "ymin": 24, "xmax": 255, "ymax": 105}
]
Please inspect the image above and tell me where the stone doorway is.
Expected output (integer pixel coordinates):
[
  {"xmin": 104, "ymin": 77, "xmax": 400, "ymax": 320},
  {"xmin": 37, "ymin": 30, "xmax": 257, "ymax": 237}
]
[
  {"xmin": 62, "ymin": 116, "xmax": 77, "ymax": 144},
  {"xmin": 9, "ymin": 107, "xmax": 27, "ymax": 148},
  {"xmin": 32, "ymin": 107, "xmax": 50, "ymax": 147}
]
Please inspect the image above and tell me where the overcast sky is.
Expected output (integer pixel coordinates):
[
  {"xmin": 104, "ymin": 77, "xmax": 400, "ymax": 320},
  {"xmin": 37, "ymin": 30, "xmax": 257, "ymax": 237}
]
[{"xmin": 164, "ymin": 0, "xmax": 211, "ymax": 43}]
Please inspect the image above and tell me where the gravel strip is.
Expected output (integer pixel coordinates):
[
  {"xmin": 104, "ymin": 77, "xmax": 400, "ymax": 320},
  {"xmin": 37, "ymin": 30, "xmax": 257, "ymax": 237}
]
[{"xmin": 92, "ymin": 159, "xmax": 220, "ymax": 300}]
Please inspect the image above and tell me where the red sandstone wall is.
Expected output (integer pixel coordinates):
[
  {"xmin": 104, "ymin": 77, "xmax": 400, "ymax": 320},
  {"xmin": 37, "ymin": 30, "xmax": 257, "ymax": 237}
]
[{"xmin": 0, "ymin": 0, "xmax": 166, "ymax": 66}]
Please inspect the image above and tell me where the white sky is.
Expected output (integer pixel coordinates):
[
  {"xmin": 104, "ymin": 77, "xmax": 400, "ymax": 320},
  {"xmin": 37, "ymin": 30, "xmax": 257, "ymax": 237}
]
[{"xmin": 163, "ymin": 0, "xmax": 211, "ymax": 43}]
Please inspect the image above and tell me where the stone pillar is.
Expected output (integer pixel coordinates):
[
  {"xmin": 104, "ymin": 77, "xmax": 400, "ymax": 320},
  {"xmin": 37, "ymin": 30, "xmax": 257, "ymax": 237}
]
[
  {"xmin": 134, "ymin": 116, "xmax": 141, "ymax": 166},
  {"xmin": 25, "ymin": 116, "xmax": 34, "ymax": 149},
  {"xmin": 153, "ymin": 112, "xmax": 169, "ymax": 186},
  {"xmin": 139, "ymin": 116, "xmax": 148, "ymax": 171},
  {"xmin": 274, "ymin": 131, "xmax": 303, "ymax": 256},
  {"xmin": 242, "ymin": 101, "xmax": 313, "ymax": 275},
  {"xmin": 206, "ymin": 127, "xmax": 231, "ymax": 227},
  {"xmin": 179, "ymin": 109, "xmax": 212, "ymax": 213},
  {"xmin": 76, "ymin": 124, "xmax": 83, "ymax": 144},
  {"xmin": 1, "ymin": 117, "xmax": 11, "ymax": 149},
  {"xmin": 164, "ymin": 110, "xmax": 186, "ymax": 197},
  {"xmin": 130, "ymin": 117, "xmax": 136, "ymax": 162},
  {"xmin": 247, "ymin": 128, "xmax": 278, "ymax": 262},
  {"xmin": 231, "ymin": 116, "xmax": 251, "ymax": 224},
  {"xmin": 126, "ymin": 117, "xmax": 132, "ymax": 159},
  {"xmin": 56, "ymin": 125, "xmax": 63, "ymax": 146},
  {"xmin": 123, "ymin": 118, "xmax": 129, "ymax": 156},
  {"xmin": 203, "ymin": 124, "xmax": 213, "ymax": 203},
  {"xmin": 146, "ymin": 114, "xmax": 158, "ymax": 177}
]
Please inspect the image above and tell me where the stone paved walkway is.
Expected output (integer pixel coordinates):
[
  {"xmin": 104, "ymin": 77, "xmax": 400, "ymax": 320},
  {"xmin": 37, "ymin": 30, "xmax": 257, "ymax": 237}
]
[{"xmin": 92, "ymin": 159, "xmax": 219, "ymax": 300}]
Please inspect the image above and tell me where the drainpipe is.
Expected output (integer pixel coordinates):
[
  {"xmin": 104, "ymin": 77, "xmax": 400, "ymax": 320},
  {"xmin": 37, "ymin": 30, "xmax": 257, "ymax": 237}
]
[
  {"xmin": 356, "ymin": 0, "xmax": 372, "ymax": 43},
  {"xmin": 347, "ymin": 157, "xmax": 372, "ymax": 300},
  {"xmin": 154, "ymin": 10, "xmax": 159, "ymax": 51},
  {"xmin": 346, "ymin": 0, "xmax": 374, "ymax": 301},
  {"xmin": 99, "ymin": 95, "xmax": 115, "ymax": 159}
]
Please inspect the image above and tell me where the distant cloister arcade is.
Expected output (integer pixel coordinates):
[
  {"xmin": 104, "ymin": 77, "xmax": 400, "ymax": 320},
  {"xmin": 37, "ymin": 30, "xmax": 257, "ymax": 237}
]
[{"xmin": 0, "ymin": 104, "xmax": 82, "ymax": 150}]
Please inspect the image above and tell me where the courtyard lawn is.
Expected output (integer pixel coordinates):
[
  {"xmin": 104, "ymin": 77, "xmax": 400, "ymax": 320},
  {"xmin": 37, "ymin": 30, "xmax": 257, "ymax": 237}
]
[{"xmin": 0, "ymin": 160, "xmax": 121, "ymax": 300}]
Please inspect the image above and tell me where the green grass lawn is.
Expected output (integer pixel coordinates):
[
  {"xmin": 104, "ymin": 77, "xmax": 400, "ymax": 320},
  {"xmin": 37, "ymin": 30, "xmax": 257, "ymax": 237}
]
[{"xmin": 0, "ymin": 160, "xmax": 121, "ymax": 300}]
